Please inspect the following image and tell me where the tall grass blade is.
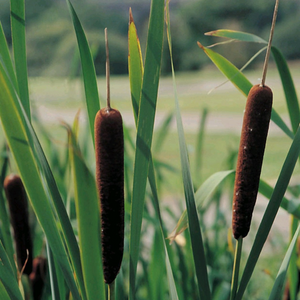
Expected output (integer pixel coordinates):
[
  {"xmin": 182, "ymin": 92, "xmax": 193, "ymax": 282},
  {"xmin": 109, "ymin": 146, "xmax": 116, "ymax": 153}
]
[
  {"xmin": 169, "ymin": 170, "xmax": 234, "ymax": 241},
  {"xmin": 271, "ymin": 46, "xmax": 300, "ymax": 135},
  {"xmin": 67, "ymin": 120, "xmax": 105, "ymax": 300},
  {"xmin": 259, "ymin": 179, "xmax": 300, "ymax": 219},
  {"xmin": 268, "ymin": 224, "xmax": 300, "ymax": 300},
  {"xmin": 166, "ymin": 3, "xmax": 211, "ymax": 299},
  {"xmin": 128, "ymin": 10, "xmax": 143, "ymax": 123},
  {"xmin": 10, "ymin": 0, "xmax": 30, "ymax": 120},
  {"xmin": 236, "ymin": 127, "xmax": 300, "ymax": 300},
  {"xmin": 0, "ymin": 241, "xmax": 23, "ymax": 300},
  {"xmin": 129, "ymin": 8, "xmax": 180, "ymax": 300},
  {"xmin": 0, "ymin": 62, "xmax": 82, "ymax": 300},
  {"xmin": 66, "ymin": 0, "xmax": 100, "ymax": 145},
  {"xmin": 0, "ymin": 281, "xmax": 10, "ymax": 300},
  {"xmin": 205, "ymin": 29, "xmax": 267, "ymax": 44},
  {"xmin": 198, "ymin": 43, "xmax": 294, "ymax": 139},
  {"xmin": 128, "ymin": 0, "xmax": 164, "ymax": 298},
  {"xmin": 0, "ymin": 23, "xmax": 17, "ymax": 90},
  {"xmin": 195, "ymin": 107, "xmax": 208, "ymax": 184}
]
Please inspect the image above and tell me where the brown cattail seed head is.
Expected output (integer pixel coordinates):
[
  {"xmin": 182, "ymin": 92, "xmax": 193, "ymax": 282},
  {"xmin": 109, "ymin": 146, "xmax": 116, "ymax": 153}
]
[
  {"xmin": 232, "ymin": 85, "xmax": 273, "ymax": 239},
  {"xmin": 29, "ymin": 256, "xmax": 47, "ymax": 300},
  {"xmin": 95, "ymin": 107, "xmax": 124, "ymax": 284},
  {"xmin": 4, "ymin": 174, "xmax": 33, "ymax": 275}
]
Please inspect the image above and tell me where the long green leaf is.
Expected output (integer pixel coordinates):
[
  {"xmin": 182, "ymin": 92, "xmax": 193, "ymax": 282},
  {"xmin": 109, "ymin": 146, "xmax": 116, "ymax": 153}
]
[
  {"xmin": 10, "ymin": 0, "xmax": 30, "ymax": 120},
  {"xmin": 259, "ymin": 179, "xmax": 300, "ymax": 219},
  {"xmin": 67, "ymin": 0, "xmax": 100, "ymax": 145},
  {"xmin": 205, "ymin": 29, "xmax": 267, "ymax": 44},
  {"xmin": 68, "ymin": 121, "xmax": 105, "ymax": 300},
  {"xmin": 0, "ymin": 242, "xmax": 23, "ymax": 300},
  {"xmin": 128, "ymin": 7, "xmax": 179, "ymax": 300},
  {"xmin": 0, "ymin": 23, "xmax": 17, "ymax": 90},
  {"xmin": 169, "ymin": 170, "xmax": 234, "ymax": 241},
  {"xmin": 268, "ymin": 224, "xmax": 300, "ymax": 300},
  {"xmin": 236, "ymin": 127, "xmax": 300, "ymax": 300},
  {"xmin": 129, "ymin": 0, "xmax": 164, "ymax": 297},
  {"xmin": 198, "ymin": 43, "xmax": 294, "ymax": 139},
  {"xmin": 168, "ymin": 7, "xmax": 211, "ymax": 300},
  {"xmin": 0, "ymin": 280, "xmax": 10, "ymax": 300},
  {"xmin": 272, "ymin": 46, "xmax": 300, "ymax": 135},
  {"xmin": 0, "ymin": 62, "xmax": 81, "ymax": 300}
]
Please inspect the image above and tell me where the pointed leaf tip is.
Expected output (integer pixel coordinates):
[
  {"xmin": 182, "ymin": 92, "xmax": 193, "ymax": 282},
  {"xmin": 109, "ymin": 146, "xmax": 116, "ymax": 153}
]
[
  {"xmin": 197, "ymin": 41, "xmax": 204, "ymax": 50},
  {"xmin": 205, "ymin": 30, "xmax": 216, "ymax": 36},
  {"xmin": 129, "ymin": 7, "xmax": 134, "ymax": 24}
]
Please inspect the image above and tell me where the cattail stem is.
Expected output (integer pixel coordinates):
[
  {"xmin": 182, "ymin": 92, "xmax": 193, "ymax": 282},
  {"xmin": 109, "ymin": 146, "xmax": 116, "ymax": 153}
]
[
  {"xmin": 261, "ymin": 0, "xmax": 280, "ymax": 86},
  {"xmin": 108, "ymin": 281, "xmax": 115, "ymax": 300},
  {"xmin": 105, "ymin": 28, "xmax": 111, "ymax": 110},
  {"xmin": 230, "ymin": 237, "xmax": 243, "ymax": 300}
]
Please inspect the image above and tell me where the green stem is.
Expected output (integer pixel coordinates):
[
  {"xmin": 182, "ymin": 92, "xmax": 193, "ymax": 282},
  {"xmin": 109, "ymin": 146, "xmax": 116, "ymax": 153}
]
[
  {"xmin": 230, "ymin": 237, "xmax": 243, "ymax": 300},
  {"xmin": 109, "ymin": 281, "xmax": 115, "ymax": 300}
]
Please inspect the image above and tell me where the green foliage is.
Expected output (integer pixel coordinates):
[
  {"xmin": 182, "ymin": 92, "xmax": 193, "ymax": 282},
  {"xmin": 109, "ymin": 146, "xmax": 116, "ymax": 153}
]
[{"xmin": 1, "ymin": 0, "xmax": 300, "ymax": 299}]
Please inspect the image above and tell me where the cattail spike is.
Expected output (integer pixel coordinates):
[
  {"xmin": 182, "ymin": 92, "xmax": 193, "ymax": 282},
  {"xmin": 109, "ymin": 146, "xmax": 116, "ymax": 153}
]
[
  {"xmin": 4, "ymin": 174, "xmax": 33, "ymax": 275},
  {"xmin": 95, "ymin": 108, "xmax": 124, "ymax": 284},
  {"xmin": 232, "ymin": 85, "xmax": 273, "ymax": 239}
]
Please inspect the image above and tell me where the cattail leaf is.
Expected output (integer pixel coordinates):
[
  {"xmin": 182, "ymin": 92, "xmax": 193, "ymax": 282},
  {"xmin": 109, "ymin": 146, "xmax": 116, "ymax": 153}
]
[
  {"xmin": 148, "ymin": 227, "xmax": 166, "ymax": 300},
  {"xmin": 129, "ymin": 0, "xmax": 164, "ymax": 298},
  {"xmin": 10, "ymin": 0, "xmax": 30, "ymax": 120},
  {"xmin": 205, "ymin": 29, "xmax": 267, "ymax": 44},
  {"xmin": 128, "ymin": 9, "xmax": 143, "ymax": 123},
  {"xmin": 272, "ymin": 46, "xmax": 300, "ymax": 135},
  {"xmin": 236, "ymin": 127, "xmax": 300, "ymax": 300},
  {"xmin": 67, "ymin": 121, "xmax": 105, "ymax": 300},
  {"xmin": 153, "ymin": 111, "xmax": 174, "ymax": 154},
  {"xmin": 268, "ymin": 224, "xmax": 300, "ymax": 300},
  {"xmin": 0, "ymin": 241, "xmax": 23, "ymax": 300},
  {"xmin": 167, "ymin": 6, "xmax": 211, "ymax": 299},
  {"xmin": 169, "ymin": 170, "xmax": 234, "ymax": 241},
  {"xmin": 0, "ymin": 23, "xmax": 18, "ymax": 90},
  {"xmin": 66, "ymin": 0, "xmax": 100, "ymax": 145},
  {"xmin": 0, "ymin": 62, "xmax": 82, "ymax": 300},
  {"xmin": 129, "ymin": 5, "xmax": 179, "ymax": 300},
  {"xmin": 198, "ymin": 43, "xmax": 294, "ymax": 139},
  {"xmin": 259, "ymin": 179, "xmax": 300, "ymax": 219},
  {"xmin": 0, "ymin": 280, "xmax": 10, "ymax": 300}
]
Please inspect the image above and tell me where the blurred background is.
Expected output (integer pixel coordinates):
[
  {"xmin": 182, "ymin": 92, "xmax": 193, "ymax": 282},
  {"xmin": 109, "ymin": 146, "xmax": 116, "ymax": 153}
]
[{"xmin": 1, "ymin": 0, "xmax": 300, "ymax": 76}]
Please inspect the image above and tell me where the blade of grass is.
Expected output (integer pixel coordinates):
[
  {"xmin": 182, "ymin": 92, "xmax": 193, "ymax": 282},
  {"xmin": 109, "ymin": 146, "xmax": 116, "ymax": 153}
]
[
  {"xmin": 0, "ymin": 62, "xmax": 82, "ymax": 300},
  {"xmin": 128, "ymin": 0, "xmax": 164, "ymax": 298},
  {"xmin": 268, "ymin": 224, "xmax": 300, "ymax": 300},
  {"xmin": 66, "ymin": 0, "xmax": 100, "ymax": 145},
  {"xmin": 167, "ymin": 3, "xmax": 211, "ymax": 299},
  {"xmin": 230, "ymin": 237, "xmax": 243, "ymax": 300},
  {"xmin": 205, "ymin": 29, "xmax": 267, "ymax": 44},
  {"xmin": 0, "ymin": 23, "xmax": 17, "ymax": 90},
  {"xmin": 271, "ymin": 46, "xmax": 300, "ymax": 135},
  {"xmin": 195, "ymin": 107, "xmax": 208, "ymax": 184},
  {"xmin": 169, "ymin": 170, "xmax": 234, "ymax": 241},
  {"xmin": 259, "ymin": 179, "xmax": 300, "ymax": 219},
  {"xmin": 10, "ymin": 0, "xmax": 30, "ymax": 120},
  {"xmin": 67, "ymin": 120, "xmax": 105, "ymax": 300},
  {"xmin": 0, "ymin": 280, "xmax": 10, "ymax": 300},
  {"xmin": 129, "ymin": 8, "xmax": 180, "ymax": 300},
  {"xmin": 0, "ymin": 241, "xmax": 23, "ymax": 300},
  {"xmin": 236, "ymin": 127, "xmax": 300, "ymax": 300},
  {"xmin": 198, "ymin": 43, "xmax": 294, "ymax": 139}
]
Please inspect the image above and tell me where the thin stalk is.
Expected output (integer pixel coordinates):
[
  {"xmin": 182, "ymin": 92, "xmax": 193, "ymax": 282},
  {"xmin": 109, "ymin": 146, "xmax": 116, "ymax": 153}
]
[
  {"xmin": 105, "ymin": 28, "xmax": 111, "ymax": 110},
  {"xmin": 230, "ymin": 237, "xmax": 243, "ymax": 300},
  {"xmin": 108, "ymin": 281, "xmax": 115, "ymax": 300},
  {"xmin": 261, "ymin": 0, "xmax": 280, "ymax": 86}
]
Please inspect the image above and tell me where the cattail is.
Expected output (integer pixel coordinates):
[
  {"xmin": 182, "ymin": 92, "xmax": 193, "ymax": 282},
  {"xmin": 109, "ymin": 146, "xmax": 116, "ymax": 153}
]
[
  {"xmin": 29, "ymin": 256, "xmax": 47, "ymax": 300},
  {"xmin": 4, "ymin": 174, "xmax": 33, "ymax": 275},
  {"xmin": 95, "ymin": 107, "xmax": 124, "ymax": 284},
  {"xmin": 232, "ymin": 84, "xmax": 273, "ymax": 239}
]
